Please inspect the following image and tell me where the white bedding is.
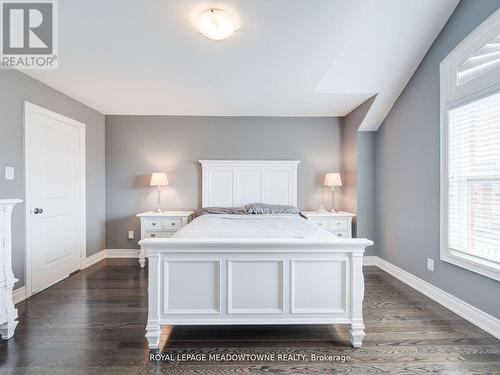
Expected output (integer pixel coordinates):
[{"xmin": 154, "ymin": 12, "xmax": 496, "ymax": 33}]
[{"xmin": 174, "ymin": 214, "xmax": 335, "ymax": 239}]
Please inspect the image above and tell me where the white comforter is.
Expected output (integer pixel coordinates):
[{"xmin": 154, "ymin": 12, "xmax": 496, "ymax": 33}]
[{"xmin": 174, "ymin": 214, "xmax": 334, "ymax": 239}]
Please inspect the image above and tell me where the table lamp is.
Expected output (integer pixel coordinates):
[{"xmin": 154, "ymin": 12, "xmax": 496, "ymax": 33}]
[
  {"xmin": 150, "ymin": 172, "xmax": 168, "ymax": 213},
  {"xmin": 324, "ymin": 172, "xmax": 342, "ymax": 213}
]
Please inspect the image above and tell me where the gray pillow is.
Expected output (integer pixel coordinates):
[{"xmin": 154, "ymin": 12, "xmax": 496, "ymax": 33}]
[
  {"xmin": 244, "ymin": 203, "xmax": 306, "ymax": 219},
  {"xmin": 187, "ymin": 207, "xmax": 246, "ymax": 223}
]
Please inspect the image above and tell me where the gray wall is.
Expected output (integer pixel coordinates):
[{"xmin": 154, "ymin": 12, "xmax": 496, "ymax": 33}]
[
  {"xmin": 376, "ymin": 0, "xmax": 500, "ymax": 318},
  {"xmin": 357, "ymin": 131, "xmax": 376, "ymax": 254},
  {"xmin": 0, "ymin": 69, "xmax": 106, "ymax": 288},
  {"xmin": 340, "ymin": 96, "xmax": 377, "ymax": 254},
  {"xmin": 105, "ymin": 116, "xmax": 343, "ymax": 249}
]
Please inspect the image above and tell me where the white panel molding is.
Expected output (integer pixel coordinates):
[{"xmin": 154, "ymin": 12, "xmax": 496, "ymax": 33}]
[
  {"xmin": 364, "ymin": 256, "xmax": 500, "ymax": 340},
  {"xmin": 227, "ymin": 259, "xmax": 285, "ymax": 314},
  {"xmin": 162, "ymin": 259, "xmax": 221, "ymax": 315},
  {"xmin": 200, "ymin": 160, "xmax": 300, "ymax": 207},
  {"xmin": 291, "ymin": 258, "xmax": 347, "ymax": 314}
]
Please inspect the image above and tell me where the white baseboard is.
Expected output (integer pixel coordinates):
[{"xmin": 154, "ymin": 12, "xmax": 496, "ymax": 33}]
[
  {"xmin": 83, "ymin": 249, "xmax": 107, "ymax": 268},
  {"xmin": 83, "ymin": 248, "xmax": 139, "ymax": 268},
  {"xmin": 364, "ymin": 256, "xmax": 500, "ymax": 340},
  {"xmin": 363, "ymin": 255, "xmax": 379, "ymax": 266},
  {"xmin": 105, "ymin": 248, "xmax": 139, "ymax": 258},
  {"xmin": 12, "ymin": 286, "xmax": 27, "ymax": 305}
]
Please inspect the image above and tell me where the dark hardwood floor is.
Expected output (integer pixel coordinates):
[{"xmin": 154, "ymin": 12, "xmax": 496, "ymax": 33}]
[{"xmin": 1, "ymin": 259, "xmax": 499, "ymax": 374}]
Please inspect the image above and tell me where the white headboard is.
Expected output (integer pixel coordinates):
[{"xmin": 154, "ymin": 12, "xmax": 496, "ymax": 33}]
[{"xmin": 200, "ymin": 160, "xmax": 300, "ymax": 208}]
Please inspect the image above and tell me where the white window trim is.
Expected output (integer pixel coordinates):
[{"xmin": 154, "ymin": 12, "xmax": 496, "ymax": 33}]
[{"xmin": 440, "ymin": 8, "xmax": 500, "ymax": 282}]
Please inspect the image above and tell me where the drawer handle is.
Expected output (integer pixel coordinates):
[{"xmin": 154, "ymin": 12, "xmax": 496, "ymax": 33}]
[
  {"xmin": 336, "ymin": 222, "xmax": 341, "ymax": 226},
  {"xmin": 150, "ymin": 234, "xmax": 156, "ymax": 238},
  {"xmin": 170, "ymin": 222, "xmax": 176, "ymax": 226},
  {"xmin": 152, "ymin": 223, "xmax": 157, "ymax": 226},
  {"xmin": 337, "ymin": 233, "xmax": 343, "ymax": 237}
]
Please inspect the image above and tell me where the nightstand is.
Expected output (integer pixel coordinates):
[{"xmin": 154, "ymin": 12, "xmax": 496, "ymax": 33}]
[
  {"xmin": 136, "ymin": 211, "xmax": 192, "ymax": 267},
  {"xmin": 302, "ymin": 211, "xmax": 355, "ymax": 238}
]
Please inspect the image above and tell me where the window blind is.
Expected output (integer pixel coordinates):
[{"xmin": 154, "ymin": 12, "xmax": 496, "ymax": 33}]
[
  {"xmin": 448, "ymin": 91, "xmax": 500, "ymax": 264},
  {"xmin": 457, "ymin": 33, "xmax": 500, "ymax": 85}
]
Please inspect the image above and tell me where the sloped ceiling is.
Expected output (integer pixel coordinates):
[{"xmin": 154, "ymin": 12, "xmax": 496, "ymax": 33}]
[{"xmin": 22, "ymin": 0, "xmax": 459, "ymax": 130}]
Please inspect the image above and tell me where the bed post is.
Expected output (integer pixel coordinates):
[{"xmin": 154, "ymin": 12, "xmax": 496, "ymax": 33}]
[
  {"xmin": 349, "ymin": 251, "xmax": 365, "ymax": 347},
  {"xmin": 145, "ymin": 251, "xmax": 161, "ymax": 350}
]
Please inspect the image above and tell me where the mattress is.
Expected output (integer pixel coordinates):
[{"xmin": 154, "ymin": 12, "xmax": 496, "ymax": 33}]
[{"xmin": 174, "ymin": 214, "xmax": 335, "ymax": 239}]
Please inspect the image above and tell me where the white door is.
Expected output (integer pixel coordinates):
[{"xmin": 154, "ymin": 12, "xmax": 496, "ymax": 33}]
[{"xmin": 25, "ymin": 102, "xmax": 85, "ymax": 295}]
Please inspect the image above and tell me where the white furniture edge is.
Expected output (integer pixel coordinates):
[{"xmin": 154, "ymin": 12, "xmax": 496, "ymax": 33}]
[
  {"xmin": 0, "ymin": 199, "xmax": 22, "ymax": 339},
  {"xmin": 141, "ymin": 238, "xmax": 372, "ymax": 349},
  {"xmin": 24, "ymin": 101, "xmax": 87, "ymax": 298},
  {"xmin": 200, "ymin": 160, "xmax": 300, "ymax": 207},
  {"xmin": 363, "ymin": 256, "xmax": 500, "ymax": 340}
]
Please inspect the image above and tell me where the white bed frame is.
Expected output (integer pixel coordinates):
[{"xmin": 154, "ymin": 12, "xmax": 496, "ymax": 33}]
[{"xmin": 140, "ymin": 160, "xmax": 373, "ymax": 349}]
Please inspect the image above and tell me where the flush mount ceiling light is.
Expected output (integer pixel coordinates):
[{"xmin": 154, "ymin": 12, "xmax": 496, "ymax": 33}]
[{"xmin": 198, "ymin": 9, "xmax": 238, "ymax": 40}]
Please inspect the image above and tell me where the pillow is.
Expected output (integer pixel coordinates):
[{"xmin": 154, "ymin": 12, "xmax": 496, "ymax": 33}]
[
  {"xmin": 187, "ymin": 207, "xmax": 246, "ymax": 223},
  {"xmin": 244, "ymin": 203, "xmax": 306, "ymax": 219}
]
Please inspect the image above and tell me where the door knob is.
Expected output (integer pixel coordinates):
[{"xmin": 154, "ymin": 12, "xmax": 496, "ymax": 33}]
[{"xmin": 33, "ymin": 208, "xmax": 44, "ymax": 214}]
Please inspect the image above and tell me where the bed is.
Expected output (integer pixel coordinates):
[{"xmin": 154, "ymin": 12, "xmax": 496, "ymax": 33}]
[{"xmin": 139, "ymin": 160, "xmax": 373, "ymax": 349}]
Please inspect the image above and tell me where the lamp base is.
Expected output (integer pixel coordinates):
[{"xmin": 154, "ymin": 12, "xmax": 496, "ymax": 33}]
[
  {"xmin": 330, "ymin": 187, "xmax": 337, "ymax": 213},
  {"xmin": 154, "ymin": 188, "xmax": 162, "ymax": 213}
]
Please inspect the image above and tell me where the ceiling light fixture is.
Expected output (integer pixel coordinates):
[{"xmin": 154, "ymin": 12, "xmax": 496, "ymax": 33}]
[{"xmin": 198, "ymin": 9, "xmax": 238, "ymax": 40}]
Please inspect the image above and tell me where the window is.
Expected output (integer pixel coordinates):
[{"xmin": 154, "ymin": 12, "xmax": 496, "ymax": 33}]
[
  {"xmin": 440, "ymin": 9, "xmax": 500, "ymax": 281},
  {"xmin": 457, "ymin": 33, "xmax": 500, "ymax": 86}
]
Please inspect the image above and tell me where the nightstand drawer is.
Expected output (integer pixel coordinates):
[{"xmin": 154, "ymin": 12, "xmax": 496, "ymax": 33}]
[
  {"xmin": 329, "ymin": 218, "xmax": 348, "ymax": 231},
  {"xmin": 144, "ymin": 219, "xmax": 162, "ymax": 230},
  {"xmin": 331, "ymin": 231, "xmax": 349, "ymax": 238},
  {"xmin": 146, "ymin": 231, "xmax": 173, "ymax": 239},
  {"xmin": 163, "ymin": 218, "xmax": 183, "ymax": 229},
  {"xmin": 309, "ymin": 219, "xmax": 328, "ymax": 229}
]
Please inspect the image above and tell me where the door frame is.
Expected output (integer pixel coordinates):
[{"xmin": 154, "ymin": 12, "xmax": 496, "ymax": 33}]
[{"xmin": 24, "ymin": 101, "xmax": 86, "ymax": 298}]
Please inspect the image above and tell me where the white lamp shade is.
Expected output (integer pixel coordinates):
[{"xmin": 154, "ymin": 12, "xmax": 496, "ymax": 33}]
[
  {"xmin": 150, "ymin": 172, "xmax": 168, "ymax": 187},
  {"xmin": 324, "ymin": 172, "xmax": 342, "ymax": 187}
]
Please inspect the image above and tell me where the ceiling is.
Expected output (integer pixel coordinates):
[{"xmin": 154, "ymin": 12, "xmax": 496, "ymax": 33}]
[{"xmin": 23, "ymin": 0, "xmax": 459, "ymax": 130}]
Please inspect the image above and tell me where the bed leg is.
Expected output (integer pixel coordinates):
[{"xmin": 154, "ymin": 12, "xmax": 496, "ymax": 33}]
[
  {"xmin": 146, "ymin": 252, "xmax": 160, "ymax": 349},
  {"xmin": 350, "ymin": 252, "xmax": 365, "ymax": 348},
  {"xmin": 138, "ymin": 247, "xmax": 146, "ymax": 268},
  {"xmin": 146, "ymin": 322, "xmax": 161, "ymax": 349},
  {"xmin": 349, "ymin": 323, "xmax": 365, "ymax": 348}
]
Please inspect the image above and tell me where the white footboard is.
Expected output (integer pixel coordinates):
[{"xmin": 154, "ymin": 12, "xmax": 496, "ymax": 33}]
[{"xmin": 139, "ymin": 238, "xmax": 373, "ymax": 349}]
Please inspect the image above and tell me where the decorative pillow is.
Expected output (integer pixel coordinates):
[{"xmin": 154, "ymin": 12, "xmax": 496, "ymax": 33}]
[
  {"xmin": 187, "ymin": 207, "xmax": 246, "ymax": 223},
  {"xmin": 244, "ymin": 203, "xmax": 306, "ymax": 219}
]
